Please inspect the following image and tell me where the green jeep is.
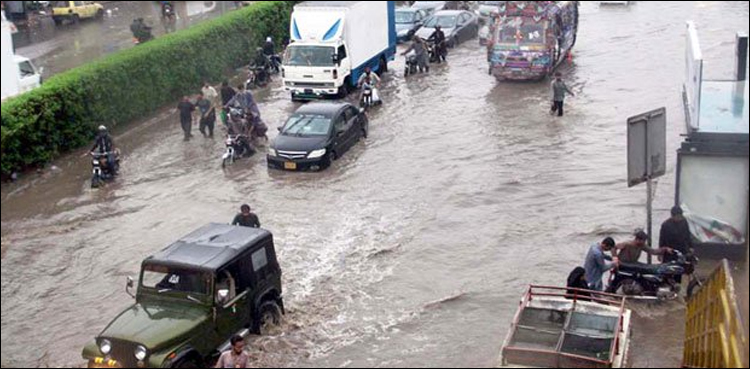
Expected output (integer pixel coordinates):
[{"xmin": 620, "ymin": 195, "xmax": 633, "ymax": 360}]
[{"xmin": 81, "ymin": 223, "xmax": 284, "ymax": 368}]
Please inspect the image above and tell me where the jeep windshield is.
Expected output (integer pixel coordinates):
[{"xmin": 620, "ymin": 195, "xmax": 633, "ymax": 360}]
[
  {"xmin": 284, "ymin": 46, "xmax": 335, "ymax": 67},
  {"xmin": 141, "ymin": 264, "xmax": 210, "ymax": 301}
]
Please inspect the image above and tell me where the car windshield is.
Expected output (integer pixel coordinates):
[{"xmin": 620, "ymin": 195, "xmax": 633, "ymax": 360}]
[
  {"xmin": 141, "ymin": 264, "xmax": 210, "ymax": 296},
  {"xmin": 396, "ymin": 11, "xmax": 416, "ymax": 24},
  {"xmin": 424, "ymin": 15, "xmax": 456, "ymax": 29},
  {"xmin": 52, "ymin": 1, "xmax": 70, "ymax": 7},
  {"xmin": 284, "ymin": 46, "xmax": 335, "ymax": 67},
  {"xmin": 497, "ymin": 17, "xmax": 547, "ymax": 45},
  {"xmin": 281, "ymin": 114, "xmax": 331, "ymax": 137},
  {"xmin": 479, "ymin": 1, "xmax": 501, "ymax": 5}
]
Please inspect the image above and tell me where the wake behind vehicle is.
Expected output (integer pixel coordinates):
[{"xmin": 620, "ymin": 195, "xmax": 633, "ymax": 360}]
[
  {"xmin": 607, "ymin": 250, "xmax": 704, "ymax": 300},
  {"xmin": 488, "ymin": 1, "xmax": 579, "ymax": 81},
  {"xmin": 267, "ymin": 102, "xmax": 368, "ymax": 172},
  {"xmin": 81, "ymin": 224, "xmax": 284, "ymax": 368},
  {"xmin": 282, "ymin": 1, "xmax": 397, "ymax": 101},
  {"xmin": 498, "ymin": 285, "xmax": 632, "ymax": 368},
  {"xmin": 415, "ymin": 10, "xmax": 479, "ymax": 48}
]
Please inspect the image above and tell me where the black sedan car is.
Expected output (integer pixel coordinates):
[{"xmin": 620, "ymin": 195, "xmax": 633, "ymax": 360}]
[
  {"xmin": 396, "ymin": 8, "xmax": 428, "ymax": 43},
  {"xmin": 267, "ymin": 102, "xmax": 368, "ymax": 171},
  {"xmin": 415, "ymin": 10, "xmax": 479, "ymax": 48}
]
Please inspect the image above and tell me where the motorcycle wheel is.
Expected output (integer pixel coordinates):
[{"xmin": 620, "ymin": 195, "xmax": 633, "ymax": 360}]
[
  {"xmin": 617, "ymin": 279, "xmax": 644, "ymax": 296},
  {"xmin": 91, "ymin": 175, "xmax": 102, "ymax": 189}
]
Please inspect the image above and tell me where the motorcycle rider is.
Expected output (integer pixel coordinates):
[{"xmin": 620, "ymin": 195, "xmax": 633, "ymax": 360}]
[
  {"xmin": 357, "ymin": 66, "xmax": 381, "ymax": 105},
  {"xmin": 428, "ymin": 25, "xmax": 447, "ymax": 63},
  {"xmin": 130, "ymin": 18, "xmax": 152, "ymax": 44},
  {"xmin": 614, "ymin": 230, "xmax": 673, "ymax": 264},
  {"xmin": 90, "ymin": 125, "xmax": 118, "ymax": 175},
  {"xmin": 251, "ymin": 47, "xmax": 271, "ymax": 85},
  {"xmin": 225, "ymin": 85, "xmax": 260, "ymax": 155},
  {"xmin": 583, "ymin": 237, "xmax": 619, "ymax": 292},
  {"xmin": 402, "ymin": 36, "xmax": 429, "ymax": 73},
  {"xmin": 263, "ymin": 36, "xmax": 281, "ymax": 72},
  {"xmin": 160, "ymin": 1, "xmax": 176, "ymax": 33}
]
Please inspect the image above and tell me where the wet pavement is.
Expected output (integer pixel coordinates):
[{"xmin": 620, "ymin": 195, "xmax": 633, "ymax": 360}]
[
  {"xmin": 13, "ymin": 1, "xmax": 243, "ymax": 78},
  {"xmin": 1, "ymin": 1, "xmax": 749, "ymax": 368}
]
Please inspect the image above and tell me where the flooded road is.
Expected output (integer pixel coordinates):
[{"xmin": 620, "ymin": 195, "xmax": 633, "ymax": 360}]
[
  {"xmin": 2, "ymin": 1, "xmax": 748, "ymax": 368},
  {"xmin": 13, "ymin": 1, "xmax": 243, "ymax": 78}
]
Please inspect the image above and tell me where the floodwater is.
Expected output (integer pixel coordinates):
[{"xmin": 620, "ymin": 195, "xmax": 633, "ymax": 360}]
[
  {"xmin": 1, "ymin": 1, "xmax": 748, "ymax": 368},
  {"xmin": 13, "ymin": 1, "xmax": 243, "ymax": 78}
]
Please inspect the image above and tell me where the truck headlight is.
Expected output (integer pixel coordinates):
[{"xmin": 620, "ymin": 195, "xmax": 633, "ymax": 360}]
[
  {"xmin": 268, "ymin": 148, "xmax": 277, "ymax": 157},
  {"xmin": 307, "ymin": 149, "xmax": 326, "ymax": 159},
  {"xmin": 134, "ymin": 345, "xmax": 148, "ymax": 361},
  {"xmin": 99, "ymin": 339, "xmax": 112, "ymax": 355}
]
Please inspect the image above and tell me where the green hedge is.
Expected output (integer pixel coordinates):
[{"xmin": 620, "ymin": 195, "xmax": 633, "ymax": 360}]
[{"xmin": 1, "ymin": 1, "xmax": 295, "ymax": 176}]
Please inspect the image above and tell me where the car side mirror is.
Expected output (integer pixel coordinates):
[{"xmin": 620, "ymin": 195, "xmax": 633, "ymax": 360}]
[
  {"xmin": 126, "ymin": 277, "xmax": 135, "ymax": 299},
  {"xmin": 332, "ymin": 53, "xmax": 339, "ymax": 65},
  {"xmin": 277, "ymin": 126, "xmax": 283, "ymax": 132},
  {"xmin": 217, "ymin": 289, "xmax": 229, "ymax": 305}
]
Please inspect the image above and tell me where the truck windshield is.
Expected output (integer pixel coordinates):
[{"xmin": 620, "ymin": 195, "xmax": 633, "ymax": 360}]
[
  {"xmin": 496, "ymin": 17, "xmax": 547, "ymax": 45},
  {"xmin": 141, "ymin": 265, "xmax": 210, "ymax": 296},
  {"xmin": 281, "ymin": 114, "xmax": 331, "ymax": 137},
  {"xmin": 396, "ymin": 11, "xmax": 416, "ymax": 24},
  {"xmin": 284, "ymin": 46, "xmax": 335, "ymax": 67}
]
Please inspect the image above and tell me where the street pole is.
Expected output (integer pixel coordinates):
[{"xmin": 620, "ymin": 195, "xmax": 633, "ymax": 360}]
[{"xmin": 647, "ymin": 177, "xmax": 653, "ymax": 264}]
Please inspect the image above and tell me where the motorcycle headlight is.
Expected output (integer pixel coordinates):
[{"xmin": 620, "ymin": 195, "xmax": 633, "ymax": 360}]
[
  {"xmin": 99, "ymin": 339, "xmax": 112, "ymax": 355},
  {"xmin": 268, "ymin": 148, "xmax": 277, "ymax": 157},
  {"xmin": 134, "ymin": 345, "xmax": 148, "ymax": 361},
  {"xmin": 307, "ymin": 149, "xmax": 326, "ymax": 159}
]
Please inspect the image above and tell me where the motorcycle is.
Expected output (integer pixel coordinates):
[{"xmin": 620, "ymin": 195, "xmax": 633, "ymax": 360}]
[
  {"xmin": 90, "ymin": 150, "xmax": 120, "ymax": 188},
  {"xmin": 222, "ymin": 134, "xmax": 254, "ymax": 168},
  {"xmin": 607, "ymin": 250, "xmax": 704, "ymax": 300},
  {"xmin": 427, "ymin": 39, "xmax": 447, "ymax": 63},
  {"xmin": 246, "ymin": 65, "xmax": 270, "ymax": 89},
  {"xmin": 265, "ymin": 54, "xmax": 281, "ymax": 74},
  {"xmin": 359, "ymin": 83, "xmax": 382, "ymax": 110},
  {"xmin": 404, "ymin": 51, "xmax": 424, "ymax": 76}
]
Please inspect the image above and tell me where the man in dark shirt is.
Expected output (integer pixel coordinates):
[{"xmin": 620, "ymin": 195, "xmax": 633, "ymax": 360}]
[
  {"xmin": 232, "ymin": 204, "xmax": 260, "ymax": 228},
  {"xmin": 660, "ymin": 206, "xmax": 693, "ymax": 267},
  {"xmin": 220, "ymin": 80, "xmax": 236, "ymax": 107},
  {"xmin": 177, "ymin": 96, "xmax": 195, "ymax": 140}
]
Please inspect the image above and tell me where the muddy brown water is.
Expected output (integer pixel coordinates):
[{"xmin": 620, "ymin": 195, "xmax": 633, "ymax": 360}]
[{"xmin": 2, "ymin": 2, "xmax": 748, "ymax": 367}]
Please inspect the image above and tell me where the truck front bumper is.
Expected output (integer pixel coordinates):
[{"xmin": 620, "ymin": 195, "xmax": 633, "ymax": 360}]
[{"xmin": 284, "ymin": 83, "xmax": 340, "ymax": 99}]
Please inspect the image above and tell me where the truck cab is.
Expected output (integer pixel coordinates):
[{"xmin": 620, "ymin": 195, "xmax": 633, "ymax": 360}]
[
  {"xmin": 282, "ymin": 1, "xmax": 397, "ymax": 101},
  {"xmin": 81, "ymin": 224, "xmax": 284, "ymax": 368}
]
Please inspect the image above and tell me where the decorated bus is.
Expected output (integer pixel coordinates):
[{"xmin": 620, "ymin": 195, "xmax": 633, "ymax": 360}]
[{"xmin": 487, "ymin": 1, "xmax": 579, "ymax": 81}]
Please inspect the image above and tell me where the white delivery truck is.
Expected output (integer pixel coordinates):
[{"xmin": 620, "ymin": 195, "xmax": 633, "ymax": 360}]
[
  {"xmin": 1, "ymin": 12, "xmax": 42, "ymax": 101},
  {"xmin": 282, "ymin": 1, "xmax": 397, "ymax": 101}
]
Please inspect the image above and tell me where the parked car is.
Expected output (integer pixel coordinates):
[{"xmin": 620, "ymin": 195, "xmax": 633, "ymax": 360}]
[
  {"xmin": 411, "ymin": 1, "xmax": 445, "ymax": 16},
  {"xmin": 52, "ymin": 1, "xmax": 104, "ymax": 25},
  {"xmin": 475, "ymin": 0, "xmax": 501, "ymax": 23},
  {"xmin": 395, "ymin": 7, "xmax": 428, "ymax": 43},
  {"xmin": 415, "ymin": 10, "xmax": 479, "ymax": 48},
  {"xmin": 81, "ymin": 224, "xmax": 284, "ymax": 368},
  {"xmin": 268, "ymin": 102, "xmax": 368, "ymax": 172}
]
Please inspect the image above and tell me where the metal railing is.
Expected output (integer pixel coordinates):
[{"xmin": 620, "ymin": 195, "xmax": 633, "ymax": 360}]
[{"xmin": 683, "ymin": 260, "xmax": 748, "ymax": 368}]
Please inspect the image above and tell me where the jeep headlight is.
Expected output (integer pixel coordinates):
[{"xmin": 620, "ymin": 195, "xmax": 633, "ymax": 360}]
[
  {"xmin": 99, "ymin": 339, "xmax": 112, "ymax": 355},
  {"xmin": 134, "ymin": 345, "xmax": 148, "ymax": 361},
  {"xmin": 307, "ymin": 149, "xmax": 326, "ymax": 159}
]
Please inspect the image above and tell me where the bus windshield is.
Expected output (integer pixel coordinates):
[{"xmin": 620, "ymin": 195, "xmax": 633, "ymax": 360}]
[{"xmin": 496, "ymin": 17, "xmax": 547, "ymax": 45}]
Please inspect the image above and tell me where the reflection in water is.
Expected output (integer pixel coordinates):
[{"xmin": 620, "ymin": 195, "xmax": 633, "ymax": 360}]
[{"xmin": 1, "ymin": 1, "xmax": 749, "ymax": 368}]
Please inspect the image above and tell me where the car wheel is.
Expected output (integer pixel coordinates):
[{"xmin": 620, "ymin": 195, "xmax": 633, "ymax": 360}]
[
  {"xmin": 361, "ymin": 124, "xmax": 368, "ymax": 139},
  {"xmin": 258, "ymin": 301, "xmax": 282, "ymax": 336},
  {"xmin": 72, "ymin": 14, "xmax": 80, "ymax": 24},
  {"xmin": 338, "ymin": 78, "xmax": 351, "ymax": 98},
  {"xmin": 53, "ymin": 17, "xmax": 64, "ymax": 25},
  {"xmin": 96, "ymin": 9, "xmax": 104, "ymax": 19},
  {"xmin": 448, "ymin": 38, "xmax": 456, "ymax": 48}
]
